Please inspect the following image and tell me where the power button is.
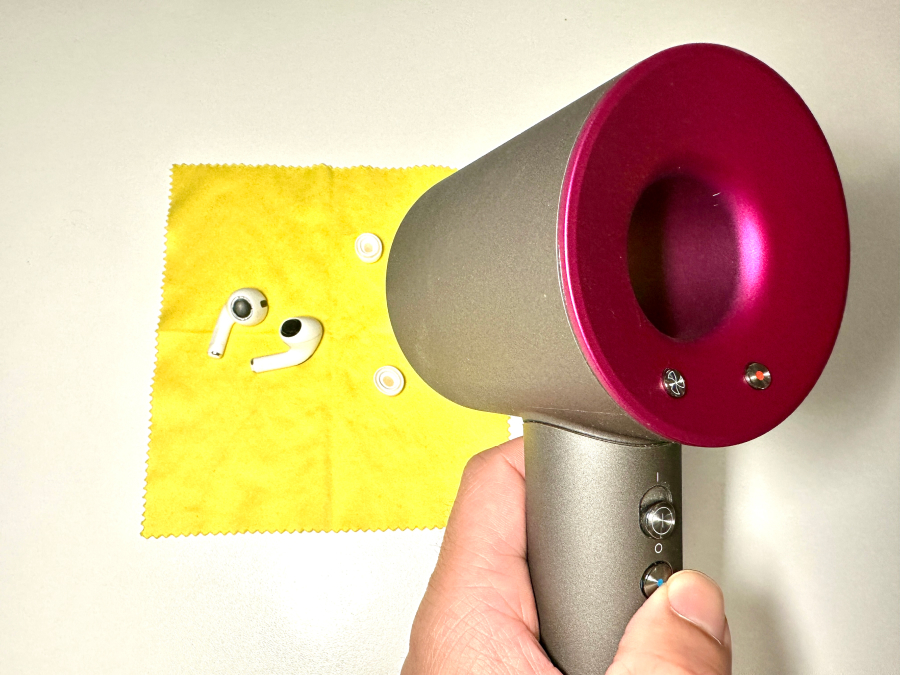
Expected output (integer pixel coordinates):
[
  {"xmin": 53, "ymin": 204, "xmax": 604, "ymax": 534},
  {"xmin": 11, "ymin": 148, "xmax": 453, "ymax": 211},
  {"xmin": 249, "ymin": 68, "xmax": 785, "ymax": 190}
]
[
  {"xmin": 640, "ymin": 485, "xmax": 677, "ymax": 540},
  {"xmin": 641, "ymin": 502, "xmax": 676, "ymax": 539}
]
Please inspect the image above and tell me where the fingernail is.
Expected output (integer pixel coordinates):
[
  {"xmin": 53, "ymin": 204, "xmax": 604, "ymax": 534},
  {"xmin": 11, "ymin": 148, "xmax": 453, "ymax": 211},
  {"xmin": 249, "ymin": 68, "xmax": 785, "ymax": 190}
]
[{"xmin": 666, "ymin": 570, "xmax": 727, "ymax": 644}]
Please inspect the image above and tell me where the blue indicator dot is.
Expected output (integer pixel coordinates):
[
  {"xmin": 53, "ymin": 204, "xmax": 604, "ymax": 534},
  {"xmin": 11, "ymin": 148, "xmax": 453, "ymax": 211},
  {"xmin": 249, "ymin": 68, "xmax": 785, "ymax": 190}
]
[{"xmin": 657, "ymin": 578, "xmax": 664, "ymax": 587}]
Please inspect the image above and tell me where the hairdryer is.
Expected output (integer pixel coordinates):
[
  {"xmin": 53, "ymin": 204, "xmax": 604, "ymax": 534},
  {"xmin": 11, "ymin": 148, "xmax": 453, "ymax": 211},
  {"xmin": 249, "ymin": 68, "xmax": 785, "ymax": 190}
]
[{"xmin": 386, "ymin": 44, "xmax": 849, "ymax": 673}]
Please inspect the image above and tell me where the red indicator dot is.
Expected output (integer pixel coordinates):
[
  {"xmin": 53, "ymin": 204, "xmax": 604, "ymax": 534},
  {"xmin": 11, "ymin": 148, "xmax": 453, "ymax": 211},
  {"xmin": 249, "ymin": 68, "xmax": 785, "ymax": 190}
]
[{"xmin": 756, "ymin": 370, "xmax": 765, "ymax": 381}]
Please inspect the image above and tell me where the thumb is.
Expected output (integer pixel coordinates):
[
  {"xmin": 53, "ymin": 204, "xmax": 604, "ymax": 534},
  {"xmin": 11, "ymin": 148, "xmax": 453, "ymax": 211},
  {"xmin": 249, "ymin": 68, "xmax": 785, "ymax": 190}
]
[{"xmin": 606, "ymin": 570, "xmax": 731, "ymax": 675}]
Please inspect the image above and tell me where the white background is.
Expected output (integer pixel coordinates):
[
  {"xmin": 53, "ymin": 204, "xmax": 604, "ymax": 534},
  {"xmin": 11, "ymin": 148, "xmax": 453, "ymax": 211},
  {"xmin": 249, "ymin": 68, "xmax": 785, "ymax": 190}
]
[{"xmin": 1, "ymin": 2, "xmax": 897, "ymax": 673}]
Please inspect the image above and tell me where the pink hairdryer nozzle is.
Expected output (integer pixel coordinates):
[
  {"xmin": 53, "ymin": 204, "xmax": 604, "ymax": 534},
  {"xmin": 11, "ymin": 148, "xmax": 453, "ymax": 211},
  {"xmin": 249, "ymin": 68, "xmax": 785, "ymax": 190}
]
[{"xmin": 561, "ymin": 44, "xmax": 849, "ymax": 447}]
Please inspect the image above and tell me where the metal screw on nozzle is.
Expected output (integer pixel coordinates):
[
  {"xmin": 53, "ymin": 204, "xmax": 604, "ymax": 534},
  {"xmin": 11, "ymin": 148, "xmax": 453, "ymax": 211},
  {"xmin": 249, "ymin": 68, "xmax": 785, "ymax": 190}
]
[{"xmin": 663, "ymin": 368, "xmax": 686, "ymax": 398}]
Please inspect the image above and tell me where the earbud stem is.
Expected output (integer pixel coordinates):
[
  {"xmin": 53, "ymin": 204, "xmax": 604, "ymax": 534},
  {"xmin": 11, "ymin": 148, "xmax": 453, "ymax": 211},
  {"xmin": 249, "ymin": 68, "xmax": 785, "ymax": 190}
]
[
  {"xmin": 208, "ymin": 305, "xmax": 235, "ymax": 358},
  {"xmin": 250, "ymin": 345, "xmax": 316, "ymax": 373}
]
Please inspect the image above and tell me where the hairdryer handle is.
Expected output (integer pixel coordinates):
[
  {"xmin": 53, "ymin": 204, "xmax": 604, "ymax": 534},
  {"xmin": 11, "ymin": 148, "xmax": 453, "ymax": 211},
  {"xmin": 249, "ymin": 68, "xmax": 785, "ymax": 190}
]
[{"xmin": 524, "ymin": 422, "xmax": 683, "ymax": 674}]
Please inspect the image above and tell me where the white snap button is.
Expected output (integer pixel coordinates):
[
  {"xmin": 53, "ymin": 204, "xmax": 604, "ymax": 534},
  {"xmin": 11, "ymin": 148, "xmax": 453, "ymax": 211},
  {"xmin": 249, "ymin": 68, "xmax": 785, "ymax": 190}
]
[
  {"xmin": 374, "ymin": 366, "xmax": 404, "ymax": 396},
  {"xmin": 355, "ymin": 233, "xmax": 383, "ymax": 263}
]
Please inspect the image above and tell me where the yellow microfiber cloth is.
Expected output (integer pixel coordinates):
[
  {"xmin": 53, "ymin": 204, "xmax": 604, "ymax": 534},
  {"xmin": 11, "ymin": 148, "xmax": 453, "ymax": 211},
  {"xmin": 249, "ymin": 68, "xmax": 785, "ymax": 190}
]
[{"xmin": 144, "ymin": 164, "xmax": 510, "ymax": 537}]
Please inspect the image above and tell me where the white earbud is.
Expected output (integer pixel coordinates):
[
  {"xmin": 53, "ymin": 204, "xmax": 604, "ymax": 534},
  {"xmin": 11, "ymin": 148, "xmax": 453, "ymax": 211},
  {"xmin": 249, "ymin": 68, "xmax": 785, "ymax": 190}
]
[
  {"xmin": 250, "ymin": 316, "xmax": 323, "ymax": 373},
  {"xmin": 208, "ymin": 288, "xmax": 269, "ymax": 358}
]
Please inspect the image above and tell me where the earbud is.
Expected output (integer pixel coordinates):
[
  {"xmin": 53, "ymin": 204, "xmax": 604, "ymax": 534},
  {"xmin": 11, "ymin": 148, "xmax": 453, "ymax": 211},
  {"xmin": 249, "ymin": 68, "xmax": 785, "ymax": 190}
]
[
  {"xmin": 250, "ymin": 317, "xmax": 323, "ymax": 373},
  {"xmin": 208, "ymin": 288, "xmax": 269, "ymax": 358}
]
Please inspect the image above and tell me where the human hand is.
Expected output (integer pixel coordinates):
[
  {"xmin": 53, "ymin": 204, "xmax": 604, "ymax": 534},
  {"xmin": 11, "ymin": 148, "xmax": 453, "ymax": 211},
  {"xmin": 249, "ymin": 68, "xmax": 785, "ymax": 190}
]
[{"xmin": 401, "ymin": 438, "xmax": 731, "ymax": 675}]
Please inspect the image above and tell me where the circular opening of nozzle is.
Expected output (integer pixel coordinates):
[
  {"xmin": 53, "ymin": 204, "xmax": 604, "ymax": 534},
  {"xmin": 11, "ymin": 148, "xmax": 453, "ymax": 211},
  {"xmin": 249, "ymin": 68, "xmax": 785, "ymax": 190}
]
[{"xmin": 628, "ymin": 174, "xmax": 739, "ymax": 340}]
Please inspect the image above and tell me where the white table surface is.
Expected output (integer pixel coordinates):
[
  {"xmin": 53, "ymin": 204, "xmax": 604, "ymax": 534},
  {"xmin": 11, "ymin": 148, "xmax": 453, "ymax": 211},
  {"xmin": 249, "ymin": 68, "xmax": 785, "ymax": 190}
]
[{"xmin": 1, "ymin": 2, "xmax": 898, "ymax": 673}]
